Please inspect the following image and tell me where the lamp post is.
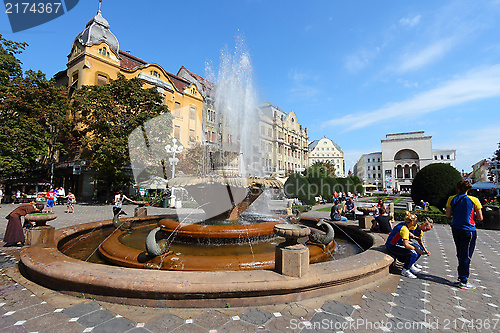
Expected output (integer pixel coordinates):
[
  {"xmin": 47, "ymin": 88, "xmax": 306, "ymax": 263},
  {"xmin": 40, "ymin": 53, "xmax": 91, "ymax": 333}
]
[{"xmin": 165, "ymin": 138, "xmax": 183, "ymax": 179}]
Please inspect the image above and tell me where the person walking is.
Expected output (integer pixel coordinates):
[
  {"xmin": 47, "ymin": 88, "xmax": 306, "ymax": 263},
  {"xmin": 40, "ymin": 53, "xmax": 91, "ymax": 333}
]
[
  {"xmin": 113, "ymin": 190, "xmax": 134, "ymax": 217},
  {"xmin": 45, "ymin": 188, "xmax": 56, "ymax": 213},
  {"xmin": 64, "ymin": 190, "xmax": 76, "ymax": 213},
  {"xmin": 446, "ymin": 180, "xmax": 483, "ymax": 289},
  {"xmin": 3, "ymin": 203, "xmax": 44, "ymax": 247},
  {"xmin": 0, "ymin": 186, "xmax": 3, "ymax": 207}
]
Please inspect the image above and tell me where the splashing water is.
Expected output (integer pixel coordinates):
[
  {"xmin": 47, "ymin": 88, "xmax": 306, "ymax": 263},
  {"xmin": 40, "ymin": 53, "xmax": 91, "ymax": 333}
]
[{"xmin": 206, "ymin": 36, "xmax": 262, "ymax": 177}]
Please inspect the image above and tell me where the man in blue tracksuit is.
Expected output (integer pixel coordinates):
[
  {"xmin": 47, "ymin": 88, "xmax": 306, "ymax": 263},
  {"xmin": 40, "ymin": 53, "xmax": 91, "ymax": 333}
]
[{"xmin": 446, "ymin": 180, "xmax": 483, "ymax": 290}]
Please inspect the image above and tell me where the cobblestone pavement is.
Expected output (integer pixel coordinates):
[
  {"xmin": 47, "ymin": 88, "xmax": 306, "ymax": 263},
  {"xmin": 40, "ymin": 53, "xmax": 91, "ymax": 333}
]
[{"xmin": 0, "ymin": 203, "xmax": 499, "ymax": 332}]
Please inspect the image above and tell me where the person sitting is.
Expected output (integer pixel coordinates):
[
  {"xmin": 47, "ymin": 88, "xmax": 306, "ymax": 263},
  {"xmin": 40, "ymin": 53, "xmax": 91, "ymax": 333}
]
[
  {"xmin": 370, "ymin": 206, "xmax": 392, "ymax": 233},
  {"xmin": 316, "ymin": 195, "xmax": 326, "ymax": 204},
  {"xmin": 415, "ymin": 200, "xmax": 428, "ymax": 211},
  {"xmin": 385, "ymin": 211, "xmax": 426, "ymax": 279},
  {"xmin": 409, "ymin": 217, "xmax": 433, "ymax": 256},
  {"xmin": 344, "ymin": 197, "xmax": 356, "ymax": 220},
  {"xmin": 330, "ymin": 199, "xmax": 348, "ymax": 222}
]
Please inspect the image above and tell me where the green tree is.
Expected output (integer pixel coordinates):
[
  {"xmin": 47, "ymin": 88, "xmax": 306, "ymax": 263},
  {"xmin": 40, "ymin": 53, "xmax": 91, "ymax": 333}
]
[
  {"xmin": 73, "ymin": 75, "xmax": 170, "ymax": 190},
  {"xmin": 411, "ymin": 163, "xmax": 462, "ymax": 210},
  {"xmin": 0, "ymin": 35, "xmax": 71, "ymax": 178},
  {"xmin": 0, "ymin": 34, "xmax": 26, "ymax": 89},
  {"xmin": 488, "ymin": 142, "xmax": 500, "ymax": 183}
]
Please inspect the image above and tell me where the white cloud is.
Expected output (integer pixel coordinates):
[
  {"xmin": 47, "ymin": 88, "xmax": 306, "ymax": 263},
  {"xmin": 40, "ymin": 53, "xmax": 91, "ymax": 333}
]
[
  {"xmin": 344, "ymin": 49, "xmax": 378, "ymax": 73},
  {"xmin": 396, "ymin": 37, "xmax": 456, "ymax": 73},
  {"xmin": 288, "ymin": 69, "xmax": 320, "ymax": 99},
  {"xmin": 323, "ymin": 64, "xmax": 500, "ymax": 132},
  {"xmin": 399, "ymin": 15, "xmax": 421, "ymax": 27},
  {"xmin": 435, "ymin": 126, "xmax": 500, "ymax": 171}
]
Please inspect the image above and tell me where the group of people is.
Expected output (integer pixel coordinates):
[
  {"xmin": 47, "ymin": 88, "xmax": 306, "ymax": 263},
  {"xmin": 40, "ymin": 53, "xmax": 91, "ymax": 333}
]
[
  {"xmin": 329, "ymin": 197, "xmax": 356, "ymax": 222},
  {"xmin": 44, "ymin": 188, "xmax": 76, "ymax": 214},
  {"xmin": 2, "ymin": 187, "xmax": 76, "ymax": 247},
  {"xmin": 384, "ymin": 180, "xmax": 482, "ymax": 290}
]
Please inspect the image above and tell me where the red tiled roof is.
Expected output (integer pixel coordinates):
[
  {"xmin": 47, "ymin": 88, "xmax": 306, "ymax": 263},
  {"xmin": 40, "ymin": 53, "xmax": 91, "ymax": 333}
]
[
  {"xmin": 166, "ymin": 72, "xmax": 191, "ymax": 92},
  {"xmin": 119, "ymin": 50, "xmax": 148, "ymax": 69}
]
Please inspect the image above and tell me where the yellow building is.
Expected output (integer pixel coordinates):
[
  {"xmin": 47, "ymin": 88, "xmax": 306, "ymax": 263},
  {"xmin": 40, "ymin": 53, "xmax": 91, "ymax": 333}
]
[{"xmin": 55, "ymin": 7, "xmax": 203, "ymax": 149}]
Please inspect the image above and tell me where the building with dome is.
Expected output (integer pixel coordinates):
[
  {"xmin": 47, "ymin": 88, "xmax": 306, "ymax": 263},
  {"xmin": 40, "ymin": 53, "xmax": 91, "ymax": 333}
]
[
  {"xmin": 55, "ymin": 4, "xmax": 204, "ymax": 150},
  {"xmin": 354, "ymin": 131, "xmax": 456, "ymax": 192},
  {"xmin": 308, "ymin": 138, "xmax": 345, "ymax": 177}
]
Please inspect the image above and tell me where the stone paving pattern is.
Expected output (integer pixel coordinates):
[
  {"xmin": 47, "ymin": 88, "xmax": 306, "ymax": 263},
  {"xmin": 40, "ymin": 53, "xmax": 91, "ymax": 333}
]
[{"xmin": 0, "ymin": 202, "xmax": 499, "ymax": 332}]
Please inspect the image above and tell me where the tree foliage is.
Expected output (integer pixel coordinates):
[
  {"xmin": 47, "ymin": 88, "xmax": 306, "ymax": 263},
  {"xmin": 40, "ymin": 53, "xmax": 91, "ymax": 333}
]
[
  {"xmin": 284, "ymin": 165, "xmax": 363, "ymax": 205},
  {"xmin": 0, "ymin": 34, "xmax": 71, "ymax": 178},
  {"xmin": 72, "ymin": 75, "xmax": 170, "ymax": 187},
  {"xmin": 488, "ymin": 142, "xmax": 500, "ymax": 182},
  {"xmin": 411, "ymin": 163, "xmax": 462, "ymax": 210}
]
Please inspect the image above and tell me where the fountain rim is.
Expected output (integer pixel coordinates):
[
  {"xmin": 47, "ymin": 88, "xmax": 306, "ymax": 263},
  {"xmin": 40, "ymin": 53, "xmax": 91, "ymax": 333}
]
[{"xmin": 19, "ymin": 215, "xmax": 394, "ymax": 308}]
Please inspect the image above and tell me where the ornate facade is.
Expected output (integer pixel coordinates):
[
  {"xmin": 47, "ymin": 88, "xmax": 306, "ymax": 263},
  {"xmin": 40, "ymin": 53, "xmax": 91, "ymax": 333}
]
[
  {"xmin": 308, "ymin": 138, "xmax": 345, "ymax": 177},
  {"xmin": 258, "ymin": 102, "xmax": 309, "ymax": 177},
  {"xmin": 354, "ymin": 131, "xmax": 456, "ymax": 191},
  {"xmin": 55, "ymin": 7, "xmax": 204, "ymax": 149}
]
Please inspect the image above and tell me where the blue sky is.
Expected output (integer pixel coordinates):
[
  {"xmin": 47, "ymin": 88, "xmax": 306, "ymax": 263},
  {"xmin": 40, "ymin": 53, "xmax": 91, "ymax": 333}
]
[{"xmin": 2, "ymin": 0, "xmax": 500, "ymax": 174}]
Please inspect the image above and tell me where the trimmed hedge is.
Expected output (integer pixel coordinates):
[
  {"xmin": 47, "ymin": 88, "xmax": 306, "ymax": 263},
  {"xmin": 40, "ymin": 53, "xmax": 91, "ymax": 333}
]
[
  {"xmin": 284, "ymin": 171, "xmax": 364, "ymax": 205},
  {"xmin": 394, "ymin": 209, "xmax": 452, "ymax": 224},
  {"xmin": 411, "ymin": 163, "xmax": 462, "ymax": 210},
  {"xmin": 292, "ymin": 205, "xmax": 312, "ymax": 213}
]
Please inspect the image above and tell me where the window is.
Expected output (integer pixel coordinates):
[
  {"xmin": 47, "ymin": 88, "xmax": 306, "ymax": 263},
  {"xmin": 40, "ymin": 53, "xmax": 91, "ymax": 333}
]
[
  {"xmin": 174, "ymin": 125, "xmax": 181, "ymax": 139},
  {"xmin": 189, "ymin": 129, "xmax": 195, "ymax": 142},
  {"xmin": 447, "ymin": 155, "xmax": 450, "ymax": 159},
  {"xmin": 190, "ymin": 106, "xmax": 196, "ymax": 121},
  {"xmin": 367, "ymin": 166, "xmax": 370, "ymax": 171},
  {"xmin": 72, "ymin": 72, "xmax": 78, "ymax": 83},
  {"xmin": 441, "ymin": 155, "xmax": 444, "ymax": 160},
  {"xmin": 434, "ymin": 156, "xmax": 438, "ymax": 160},
  {"xmin": 174, "ymin": 102, "xmax": 181, "ymax": 117},
  {"xmin": 367, "ymin": 158, "xmax": 370, "ymax": 163},
  {"xmin": 97, "ymin": 74, "xmax": 108, "ymax": 86},
  {"xmin": 378, "ymin": 166, "xmax": 381, "ymax": 170}
]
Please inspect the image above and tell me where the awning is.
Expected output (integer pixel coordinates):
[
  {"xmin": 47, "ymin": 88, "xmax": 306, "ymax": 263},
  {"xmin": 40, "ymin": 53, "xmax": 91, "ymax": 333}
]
[{"xmin": 472, "ymin": 181, "xmax": 495, "ymax": 190}]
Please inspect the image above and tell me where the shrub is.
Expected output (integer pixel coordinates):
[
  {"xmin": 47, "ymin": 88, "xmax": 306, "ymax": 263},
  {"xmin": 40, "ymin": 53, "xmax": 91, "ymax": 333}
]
[
  {"xmin": 394, "ymin": 209, "xmax": 452, "ymax": 224},
  {"xmin": 292, "ymin": 205, "xmax": 312, "ymax": 213},
  {"xmin": 284, "ymin": 173, "xmax": 316, "ymax": 205},
  {"xmin": 411, "ymin": 163, "xmax": 462, "ymax": 210}
]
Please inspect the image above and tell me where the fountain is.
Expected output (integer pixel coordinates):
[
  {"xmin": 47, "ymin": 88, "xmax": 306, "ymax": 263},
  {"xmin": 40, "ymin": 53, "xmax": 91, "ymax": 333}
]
[{"xmin": 19, "ymin": 39, "xmax": 394, "ymax": 307}]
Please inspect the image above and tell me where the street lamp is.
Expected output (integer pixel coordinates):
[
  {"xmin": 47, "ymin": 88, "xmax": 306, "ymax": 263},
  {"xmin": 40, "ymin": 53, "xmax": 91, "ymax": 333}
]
[{"xmin": 165, "ymin": 138, "xmax": 183, "ymax": 179}]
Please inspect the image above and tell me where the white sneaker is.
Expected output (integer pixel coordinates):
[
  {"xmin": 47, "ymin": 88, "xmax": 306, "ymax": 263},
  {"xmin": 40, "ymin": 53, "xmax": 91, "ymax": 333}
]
[
  {"xmin": 413, "ymin": 263, "xmax": 423, "ymax": 269},
  {"xmin": 410, "ymin": 265, "xmax": 421, "ymax": 274},
  {"xmin": 401, "ymin": 268, "xmax": 417, "ymax": 279}
]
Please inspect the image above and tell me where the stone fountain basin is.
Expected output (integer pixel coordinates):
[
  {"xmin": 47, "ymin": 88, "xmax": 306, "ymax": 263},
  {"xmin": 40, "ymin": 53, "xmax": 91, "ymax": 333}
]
[
  {"xmin": 97, "ymin": 218, "xmax": 335, "ymax": 271},
  {"xmin": 24, "ymin": 213, "xmax": 58, "ymax": 226},
  {"xmin": 157, "ymin": 218, "xmax": 283, "ymax": 239},
  {"xmin": 20, "ymin": 215, "xmax": 393, "ymax": 308}
]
